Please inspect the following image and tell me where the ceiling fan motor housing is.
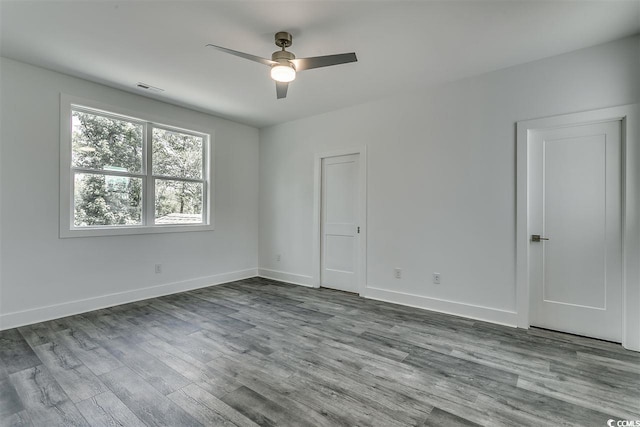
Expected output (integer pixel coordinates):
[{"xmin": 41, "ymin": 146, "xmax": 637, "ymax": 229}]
[
  {"xmin": 272, "ymin": 50, "xmax": 296, "ymax": 73},
  {"xmin": 272, "ymin": 50, "xmax": 295, "ymax": 62}
]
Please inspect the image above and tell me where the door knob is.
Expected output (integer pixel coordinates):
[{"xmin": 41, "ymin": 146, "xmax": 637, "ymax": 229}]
[{"xmin": 531, "ymin": 234, "xmax": 549, "ymax": 242}]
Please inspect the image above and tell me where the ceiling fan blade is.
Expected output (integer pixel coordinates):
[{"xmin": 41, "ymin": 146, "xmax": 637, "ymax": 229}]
[
  {"xmin": 291, "ymin": 53, "xmax": 357, "ymax": 72},
  {"xmin": 206, "ymin": 44, "xmax": 276, "ymax": 67},
  {"xmin": 276, "ymin": 81, "xmax": 289, "ymax": 99}
]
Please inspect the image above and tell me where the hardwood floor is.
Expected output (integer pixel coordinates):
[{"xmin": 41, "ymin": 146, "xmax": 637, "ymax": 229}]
[{"xmin": 1, "ymin": 277, "xmax": 638, "ymax": 426}]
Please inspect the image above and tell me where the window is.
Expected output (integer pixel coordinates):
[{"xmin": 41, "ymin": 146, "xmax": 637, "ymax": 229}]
[{"xmin": 60, "ymin": 95, "xmax": 213, "ymax": 237}]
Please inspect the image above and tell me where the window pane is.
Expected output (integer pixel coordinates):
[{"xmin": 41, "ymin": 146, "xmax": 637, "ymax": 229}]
[
  {"xmin": 155, "ymin": 179, "xmax": 203, "ymax": 224},
  {"xmin": 152, "ymin": 128, "xmax": 203, "ymax": 179},
  {"xmin": 72, "ymin": 110, "xmax": 143, "ymax": 173},
  {"xmin": 74, "ymin": 173, "xmax": 142, "ymax": 227}
]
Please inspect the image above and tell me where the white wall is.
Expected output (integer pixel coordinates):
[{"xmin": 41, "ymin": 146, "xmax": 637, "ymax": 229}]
[
  {"xmin": 0, "ymin": 58, "xmax": 260, "ymax": 329},
  {"xmin": 258, "ymin": 36, "xmax": 640, "ymax": 325}
]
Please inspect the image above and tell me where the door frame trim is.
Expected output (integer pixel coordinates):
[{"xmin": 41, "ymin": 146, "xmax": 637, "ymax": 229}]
[
  {"xmin": 312, "ymin": 147, "xmax": 367, "ymax": 296},
  {"xmin": 516, "ymin": 104, "xmax": 639, "ymax": 351}
]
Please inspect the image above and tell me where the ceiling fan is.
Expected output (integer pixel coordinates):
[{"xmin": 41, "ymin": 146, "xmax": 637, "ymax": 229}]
[{"xmin": 206, "ymin": 31, "xmax": 357, "ymax": 99}]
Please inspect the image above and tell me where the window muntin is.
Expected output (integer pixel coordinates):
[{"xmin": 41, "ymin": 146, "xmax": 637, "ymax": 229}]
[{"xmin": 66, "ymin": 102, "xmax": 210, "ymax": 234}]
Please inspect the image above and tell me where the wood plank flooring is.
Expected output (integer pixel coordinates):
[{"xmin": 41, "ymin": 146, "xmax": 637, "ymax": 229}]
[{"xmin": 1, "ymin": 277, "xmax": 638, "ymax": 426}]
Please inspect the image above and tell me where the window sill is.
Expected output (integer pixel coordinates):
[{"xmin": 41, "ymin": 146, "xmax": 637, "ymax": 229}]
[{"xmin": 59, "ymin": 223, "xmax": 215, "ymax": 238}]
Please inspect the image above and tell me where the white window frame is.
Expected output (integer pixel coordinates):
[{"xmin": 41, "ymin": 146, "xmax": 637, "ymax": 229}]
[{"xmin": 60, "ymin": 94, "xmax": 214, "ymax": 238}]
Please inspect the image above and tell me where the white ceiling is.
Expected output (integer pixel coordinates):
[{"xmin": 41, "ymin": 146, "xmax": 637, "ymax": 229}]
[{"xmin": 1, "ymin": 1, "xmax": 639, "ymax": 128}]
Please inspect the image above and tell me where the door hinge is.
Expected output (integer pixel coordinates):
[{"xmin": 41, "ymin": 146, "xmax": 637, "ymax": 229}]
[{"xmin": 357, "ymin": 226, "xmax": 360, "ymax": 234}]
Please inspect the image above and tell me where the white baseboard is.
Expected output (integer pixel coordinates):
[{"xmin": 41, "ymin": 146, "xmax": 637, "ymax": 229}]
[
  {"xmin": 256, "ymin": 268, "xmax": 517, "ymax": 328},
  {"xmin": 258, "ymin": 268, "xmax": 315, "ymax": 288},
  {"xmin": 363, "ymin": 287, "xmax": 518, "ymax": 327},
  {"xmin": 1, "ymin": 269, "xmax": 519, "ymax": 331},
  {"xmin": 0, "ymin": 268, "xmax": 258, "ymax": 330}
]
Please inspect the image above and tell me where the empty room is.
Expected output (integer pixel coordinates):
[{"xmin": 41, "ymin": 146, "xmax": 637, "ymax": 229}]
[{"xmin": 1, "ymin": 1, "xmax": 639, "ymax": 426}]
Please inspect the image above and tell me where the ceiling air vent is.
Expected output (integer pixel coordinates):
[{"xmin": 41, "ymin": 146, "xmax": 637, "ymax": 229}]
[{"xmin": 136, "ymin": 82, "xmax": 164, "ymax": 93}]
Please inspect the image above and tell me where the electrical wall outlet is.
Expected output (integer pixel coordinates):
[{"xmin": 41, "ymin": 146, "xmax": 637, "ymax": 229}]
[
  {"xmin": 155, "ymin": 264, "xmax": 162, "ymax": 274},
  {"xmin": 433, "ymin": 273, "xmax": 441, "ymax": 284},
  {"xmin": 394, "ymin": 268, "xmax": 402, "ymax": 279}
]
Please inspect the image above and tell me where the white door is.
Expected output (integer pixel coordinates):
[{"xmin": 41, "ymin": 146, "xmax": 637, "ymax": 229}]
[
  {"xmin": 321, "ymin": 154, "xmax": 360, "ymax": 293},
  {"xmin": 529, "ymin": 120, "xmax": 622, "ymax": 342}
]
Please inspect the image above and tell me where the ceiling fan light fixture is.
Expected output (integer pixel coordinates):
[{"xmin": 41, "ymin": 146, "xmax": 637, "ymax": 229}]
[{"xmin": 270, "ymin": 63, "xmax": 296, "ymax": 83}]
